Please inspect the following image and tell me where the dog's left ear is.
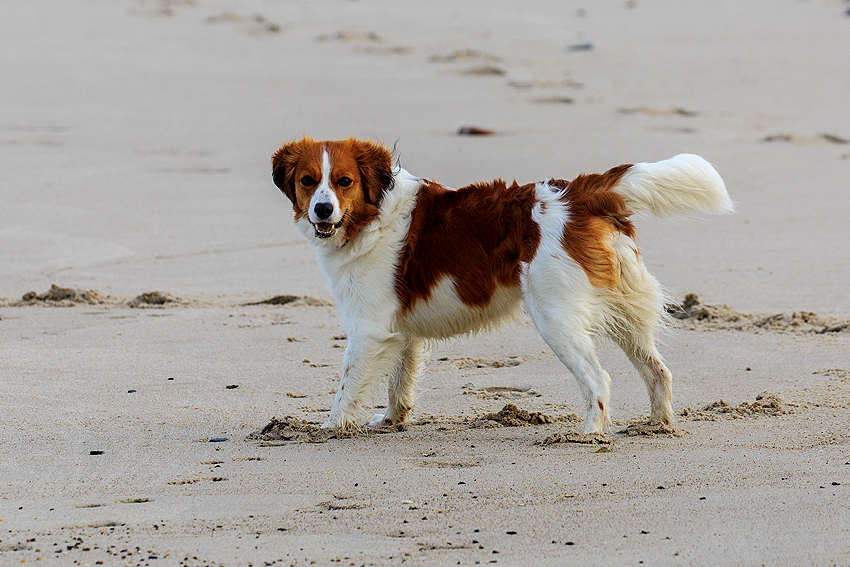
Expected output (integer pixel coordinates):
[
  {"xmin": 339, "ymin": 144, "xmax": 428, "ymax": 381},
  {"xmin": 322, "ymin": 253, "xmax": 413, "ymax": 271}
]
[
  {"xmin": 271, "ymin": 138, "xmax": 309, "ymax": 203},
  {"xmin": 347, "ymin": 138, "xmax": 394, "ymax": 207}
]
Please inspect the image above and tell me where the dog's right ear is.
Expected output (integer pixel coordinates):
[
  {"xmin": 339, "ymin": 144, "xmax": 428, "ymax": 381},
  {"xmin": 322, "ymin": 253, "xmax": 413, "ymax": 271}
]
[{"xmin": 271, "ymin": 139, "xmax": 307, "ymax": 203}]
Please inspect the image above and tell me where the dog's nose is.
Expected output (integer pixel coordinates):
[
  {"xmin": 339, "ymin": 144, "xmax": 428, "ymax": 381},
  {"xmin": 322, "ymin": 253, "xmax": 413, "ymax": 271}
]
[{"xmin": 314, "ymin": 202, "xmax": 334, "ymax": 220}]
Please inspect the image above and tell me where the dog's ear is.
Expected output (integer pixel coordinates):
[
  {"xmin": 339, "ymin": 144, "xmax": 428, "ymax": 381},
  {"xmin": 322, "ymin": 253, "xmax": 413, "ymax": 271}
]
[
  {"xmin": 348, "ymin": 138, "xmax": 394, "ymax": 207},
  {"xmin": 271, "ymin": 139, "xmax": 308, "ymax": 203}
]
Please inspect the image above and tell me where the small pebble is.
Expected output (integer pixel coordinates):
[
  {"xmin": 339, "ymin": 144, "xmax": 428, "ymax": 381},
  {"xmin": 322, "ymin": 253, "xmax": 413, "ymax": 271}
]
[
  {"xmin": 457, "ymin": 126, "xmax": 494, "ymax": 136},
  {"xmin": 209, "ymin": 438, "xmax": 228, "ymax": 443},
  {"xmin": 833, "ymin": 482, "xmax": 841, "ymax": 486},
  {"xmin": 641, "ymin": 530, "xmax": 650, "ymax": 534},
  {"xmin": 89, "ymin": 450, "xmax": 104, "ymax": 455},
  {"xmin": 506, "ymin": 531, "xmax": 517, "ymax": 535},
  {"xmin": 657, "ymin": 486, "xmax": 665, "ymax": 489},
  {"xmin": 127, "ymin": 390, "xmax": 136, "ymax": 393},
  {"xmin": 225, "ymin": 384, "xmax": 239, "ymax": 389}
]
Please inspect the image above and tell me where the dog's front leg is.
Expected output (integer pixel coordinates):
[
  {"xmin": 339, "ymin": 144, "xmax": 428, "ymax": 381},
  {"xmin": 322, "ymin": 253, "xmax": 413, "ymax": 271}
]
[
  {"xmin": 323, "ymin": 331, "xmax": 405, "ymax": 429},
  {"xmin": 369, "ymin": 337, "xmax": 423, "ymax": 428}
]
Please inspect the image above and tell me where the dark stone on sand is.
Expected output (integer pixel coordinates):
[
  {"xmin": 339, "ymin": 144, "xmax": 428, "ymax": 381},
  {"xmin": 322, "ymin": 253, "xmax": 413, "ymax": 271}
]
[
  {"xmin": 209, "ymin": 437, "xmax": 228, "ymax": 443},
  {"xmin": 128, "ymin": 390, "xmax": 136, "ymax": 393},
  {"xmin": 457, "ymin": 126, "xmax": 495, "ymax": 136},
  {"xmin": 89, "ymin": 450, "xmax": 104, "ymax": 455},
  {"xmin": 225, "ymin": 384, "xmax": 239, "ymax": 389}
]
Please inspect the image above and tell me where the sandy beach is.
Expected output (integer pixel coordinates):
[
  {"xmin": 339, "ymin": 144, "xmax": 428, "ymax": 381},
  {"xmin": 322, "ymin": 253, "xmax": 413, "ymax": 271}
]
[{"xmin": 2, "ymin": 1, "xmax": 849, "ymax": 565}]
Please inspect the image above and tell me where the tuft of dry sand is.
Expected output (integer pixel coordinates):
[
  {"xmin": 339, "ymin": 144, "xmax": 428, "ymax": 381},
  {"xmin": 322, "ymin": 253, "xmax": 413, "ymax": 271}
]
[{"xmin": 670, "ymin": 293, "xmax": 850, "ymax": 334}]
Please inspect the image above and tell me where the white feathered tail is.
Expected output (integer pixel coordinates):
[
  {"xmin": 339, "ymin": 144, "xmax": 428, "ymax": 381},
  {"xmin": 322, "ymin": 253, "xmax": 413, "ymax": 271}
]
[{"xmin": 614, "ymin": 154, "xmax": 733, "ymax": 217}]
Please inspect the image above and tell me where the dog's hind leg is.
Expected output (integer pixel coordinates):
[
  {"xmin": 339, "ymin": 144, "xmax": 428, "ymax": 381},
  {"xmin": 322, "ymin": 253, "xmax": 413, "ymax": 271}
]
[
  {"xmin": 607, "ymin": 235, "xmax": 674, "ymax": 424},
  {"xmin": 522, "ymin": 263, "xmax": 612, "ymax": 434},
  {"xmin": 615, "ymin": 338, "xmax": 674, "ymax": 425},
  {"xmin": 369, "ymin": 337, "xmax": 424, "ymax": 427}
]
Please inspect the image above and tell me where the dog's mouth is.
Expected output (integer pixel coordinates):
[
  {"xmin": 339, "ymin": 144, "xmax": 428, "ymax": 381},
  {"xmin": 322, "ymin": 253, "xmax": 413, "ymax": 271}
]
[{"xmin": 312, "ymin": 218, "xmax": 345, "ymax": 239}]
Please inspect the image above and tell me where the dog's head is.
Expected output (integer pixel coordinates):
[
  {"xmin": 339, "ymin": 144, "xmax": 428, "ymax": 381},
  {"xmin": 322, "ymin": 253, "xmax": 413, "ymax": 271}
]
[{"xmin": 272, "ymin": 137, "xmax": 394, "ymax": 245}]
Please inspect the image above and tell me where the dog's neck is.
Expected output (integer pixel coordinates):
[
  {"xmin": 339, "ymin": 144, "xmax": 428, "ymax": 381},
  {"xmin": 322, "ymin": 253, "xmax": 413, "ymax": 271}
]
[{"xmin": 315, "ymin": 167, "xmax": 422, "ymax": 263}]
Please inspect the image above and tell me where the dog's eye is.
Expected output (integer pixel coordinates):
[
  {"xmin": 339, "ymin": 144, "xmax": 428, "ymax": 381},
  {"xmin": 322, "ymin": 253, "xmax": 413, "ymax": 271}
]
[
  {"xmin": 300, "ymin": 175, "xmax": 316, "ymax": 187},
  {"xmin": 337, "ymin": 177, "xmax": 352, "ymax": 188}
]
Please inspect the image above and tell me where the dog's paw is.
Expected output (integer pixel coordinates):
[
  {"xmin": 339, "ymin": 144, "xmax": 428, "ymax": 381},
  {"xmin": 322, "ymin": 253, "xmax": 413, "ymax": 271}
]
[
  {"xmin": 582, "ymin": 418, "xmax": 609, "ymax": 435},
  {"xmin": 322, "ymin": 412, "xmax": 356, "ymax": 430},
  {"xmin": 367, "ymin": 414, "xmax": 394, "ymax": 428}
]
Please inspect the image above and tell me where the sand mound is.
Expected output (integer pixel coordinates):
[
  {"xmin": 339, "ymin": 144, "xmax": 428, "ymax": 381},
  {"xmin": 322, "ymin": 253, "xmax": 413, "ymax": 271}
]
[
  {"xmin": 247, "ymin": 416, "xmax": 405, "ymax": 444},
  {"xmin": 616, "ymin": 423, "xmax": 689, "ymax": 437},
  {"xmin": 480, "ymin": 403, "xmax": 557, "ymax": 426},
  {"xmin": 537, "ymin": 432, "xmax": 613, "ymax": 445},
  {"xmin": 681, "ymin": 391, "xmax": 793, "ymax": 421},
  {"xmin": 243, "ymin": 295, "xmax": 333, "ymax": 307},
  {"xmin": 247, "ymin": 417, "xmax": 354, "ymax": 443},
  {"xmin": 128, "ymin": 291, "xmax": 177, "ymax": 308},
  {"xmin": 669, "ymin": 293, "xmax": 850, "ymax": 334},
  {"xmin": 18, "ymin": 284, "xmax": 105, "ymax": 306}
]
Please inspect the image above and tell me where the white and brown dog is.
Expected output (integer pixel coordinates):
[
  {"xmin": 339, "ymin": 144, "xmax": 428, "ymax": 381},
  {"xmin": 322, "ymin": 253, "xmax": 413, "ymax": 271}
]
[{"xmin": 272, "ymin": 137, "xmax": 732, "ymax": 434}]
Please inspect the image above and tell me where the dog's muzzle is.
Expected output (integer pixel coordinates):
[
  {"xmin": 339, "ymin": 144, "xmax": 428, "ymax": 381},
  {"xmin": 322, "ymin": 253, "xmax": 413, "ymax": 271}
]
[{"xmin": 312, "ymin": 219, "xmax": 344, "ymax": 238}]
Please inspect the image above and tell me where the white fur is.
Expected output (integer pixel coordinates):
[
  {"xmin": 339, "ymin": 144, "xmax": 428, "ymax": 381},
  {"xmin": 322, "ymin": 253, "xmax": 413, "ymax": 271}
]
[
  {"xmin": 308, "ymin": 150, "xmax": 343, "ymax": 225},
  {"xmin": 314, "ymin": 168, "xmax": 421, "ymax": 428},
  {"xmin": 398, "ymin": 278, "xmax": 523, "ymax": 339},
  {"xmin": 298, "ymin": 157, "xmax": 729, "ymax": 433},
  {"xmin": 616, "ymin": 154, "xmax": 733, "ymax": 216}
]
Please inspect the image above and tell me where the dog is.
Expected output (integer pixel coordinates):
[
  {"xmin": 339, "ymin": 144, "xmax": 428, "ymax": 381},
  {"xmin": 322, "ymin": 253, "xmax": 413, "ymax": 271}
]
[{"xmin": 271, "ymin": 137, "xmax": 732, "ymax": 433}]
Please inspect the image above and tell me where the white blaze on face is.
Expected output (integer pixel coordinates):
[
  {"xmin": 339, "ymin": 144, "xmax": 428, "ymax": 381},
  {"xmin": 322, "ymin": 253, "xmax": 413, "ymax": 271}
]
[{"xmin": 308, "ymin": 149, "xmax": 343, "ymax": 225}]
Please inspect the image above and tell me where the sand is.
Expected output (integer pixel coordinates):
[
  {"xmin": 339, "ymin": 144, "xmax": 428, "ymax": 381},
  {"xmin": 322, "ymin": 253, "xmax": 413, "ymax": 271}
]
[{"xmin": 2, "ymin": 1, "xmax": 850, "ymax": 565}]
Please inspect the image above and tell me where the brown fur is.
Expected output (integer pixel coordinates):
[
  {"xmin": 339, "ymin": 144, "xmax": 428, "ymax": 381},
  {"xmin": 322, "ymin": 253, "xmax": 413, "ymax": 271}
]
[
  {"xmin": 271, "ymin": 137, "xmax": 394, "ymax": 242},
  {"xmin": 395, "ymin": 179, "xmax": 542, "ymax": 312},
  {"xmin": 556, "ymin": 164, "xmax": 635, "ymax": 289}
]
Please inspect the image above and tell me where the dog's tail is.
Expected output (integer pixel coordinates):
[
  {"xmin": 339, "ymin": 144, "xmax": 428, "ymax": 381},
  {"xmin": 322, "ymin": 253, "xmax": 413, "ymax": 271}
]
[{"xmin": 613, "ymin": 154, "xmax": 733, "ymax": 217}]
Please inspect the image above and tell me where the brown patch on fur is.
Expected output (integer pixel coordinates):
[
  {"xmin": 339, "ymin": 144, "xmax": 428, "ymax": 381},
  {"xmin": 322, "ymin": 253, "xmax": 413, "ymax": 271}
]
[
  {"xmin": 557, "ymin": 164, "xmax": 635, "ymax": 289},
  {"xmin": 597, "ymin": 399, "xmax": 604, "ymax": 411},
  {"xmin": 271, "ymin": 137, "xmax": 394, "ymax": 242},
  {"xmin": 396, "ymin": 179, "xmax": 541, "ymax": 311}
]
